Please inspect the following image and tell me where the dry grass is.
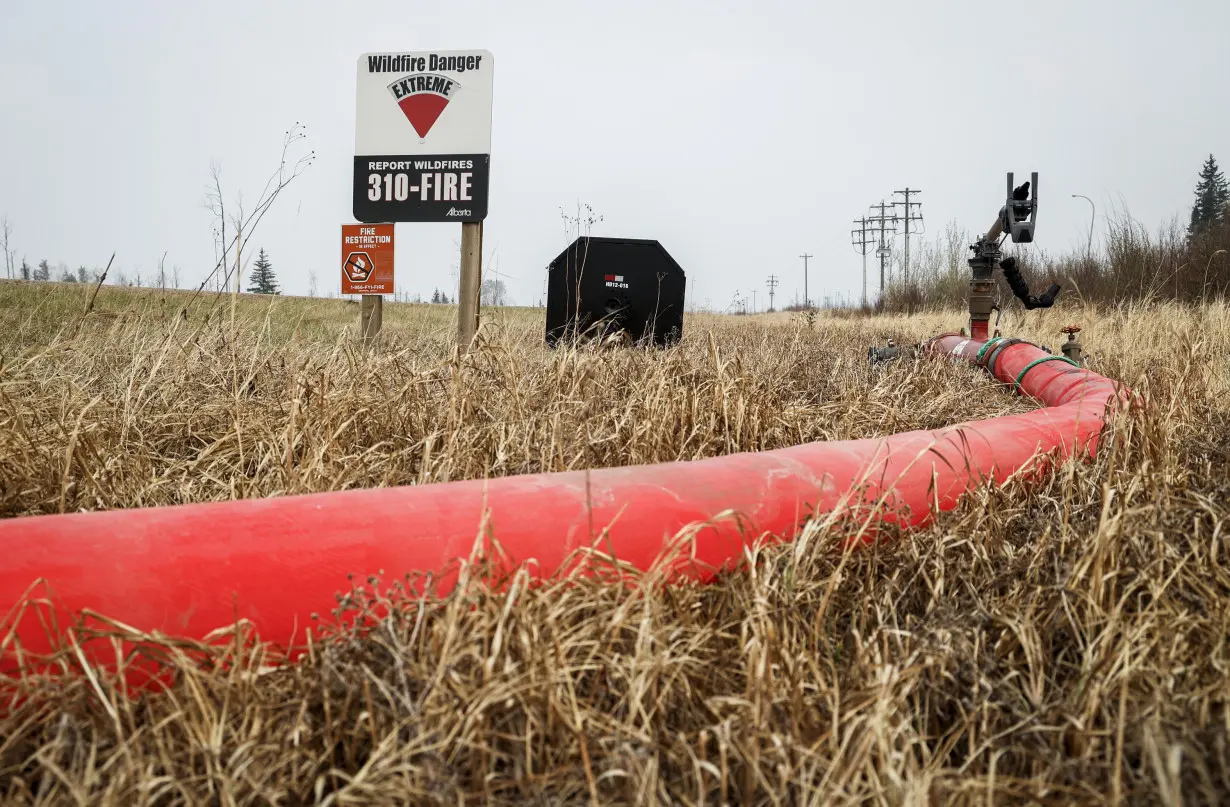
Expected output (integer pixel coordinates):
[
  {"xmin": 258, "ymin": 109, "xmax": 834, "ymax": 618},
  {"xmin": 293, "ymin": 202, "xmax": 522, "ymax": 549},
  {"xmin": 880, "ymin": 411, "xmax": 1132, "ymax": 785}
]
[
  {"xmin": 2, "ymin": 280, "xmax": 1230, "ymax": 804},
  {"xmin": 0, "ymin": 282, "xmax": 1040, "ymax": 517}
]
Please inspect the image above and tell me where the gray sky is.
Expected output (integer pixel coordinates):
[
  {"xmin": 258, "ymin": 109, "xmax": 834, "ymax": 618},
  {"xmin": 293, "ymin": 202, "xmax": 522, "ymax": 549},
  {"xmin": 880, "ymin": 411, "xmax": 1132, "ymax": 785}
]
[{"xmin": 2, "ymin": 0, "xmax": 1227, "ymax": 310}]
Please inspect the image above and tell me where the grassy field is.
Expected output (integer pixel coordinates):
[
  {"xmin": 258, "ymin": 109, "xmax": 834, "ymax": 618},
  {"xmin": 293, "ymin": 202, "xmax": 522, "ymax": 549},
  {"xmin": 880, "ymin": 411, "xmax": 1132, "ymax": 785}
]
[{"xmin": 2, "ymin": 279, "xmax": 1230, "ymax": 804}]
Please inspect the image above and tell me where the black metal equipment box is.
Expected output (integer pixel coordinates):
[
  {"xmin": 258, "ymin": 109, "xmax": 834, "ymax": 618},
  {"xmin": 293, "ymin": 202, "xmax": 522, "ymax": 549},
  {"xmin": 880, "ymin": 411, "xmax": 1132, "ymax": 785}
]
[{"xmin": 544, "ymin": 236, "xmax": 686, "ymax": 347}]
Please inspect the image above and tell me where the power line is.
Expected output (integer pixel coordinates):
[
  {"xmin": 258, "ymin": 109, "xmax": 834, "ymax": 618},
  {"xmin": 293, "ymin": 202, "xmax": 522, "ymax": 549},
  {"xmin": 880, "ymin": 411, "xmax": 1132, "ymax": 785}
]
[
  {"xmin": 766, "ymin": 274, "xmax": 779, "ymax": 312},
  {"xmin": 865, "ymin": 201, "xmax": 899, "ymax": 296},
  {"xmin": 798, "ymin": 253, "xmax": 813, "ymax": 307},
  {"xmin": 892, "ymin": 187, "xmax": 924, "ymax": 285},
  {"xmin": 851, "ymin": 217, "xmax": 877, "ymax": 307}
]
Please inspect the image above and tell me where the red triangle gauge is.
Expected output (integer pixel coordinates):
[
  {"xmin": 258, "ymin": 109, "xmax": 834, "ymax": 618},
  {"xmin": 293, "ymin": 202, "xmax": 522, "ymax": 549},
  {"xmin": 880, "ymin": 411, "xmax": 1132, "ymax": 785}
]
[{"xmin": 387, "ymin": 73, "xmax": 461, "ymax": 139}]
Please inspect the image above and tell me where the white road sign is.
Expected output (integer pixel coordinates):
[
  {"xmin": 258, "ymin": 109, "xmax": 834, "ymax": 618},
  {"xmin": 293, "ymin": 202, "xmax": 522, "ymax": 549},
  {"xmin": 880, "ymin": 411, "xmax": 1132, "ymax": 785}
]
[{"xmin": 353, "ymin": 49, "xmax": 494, "ymax": 223}]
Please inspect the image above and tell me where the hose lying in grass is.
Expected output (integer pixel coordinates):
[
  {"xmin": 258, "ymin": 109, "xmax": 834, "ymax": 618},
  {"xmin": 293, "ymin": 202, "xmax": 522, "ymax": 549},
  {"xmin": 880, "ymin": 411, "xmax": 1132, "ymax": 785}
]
[{"xmin": 0, "ymin": 332, "xmax": 1129, "ymax": 686}]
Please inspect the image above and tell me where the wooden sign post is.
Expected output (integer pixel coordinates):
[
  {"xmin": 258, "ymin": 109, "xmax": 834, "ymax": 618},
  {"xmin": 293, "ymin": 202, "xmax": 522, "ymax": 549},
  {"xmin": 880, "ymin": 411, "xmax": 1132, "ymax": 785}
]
[
  {"xmin": 457, "ymin": 221, "xmax": 483, "ymax": 350},
  {"xmin": 359, "ymin": 294, "xmax": 383, "ymax": 342},
  {"xmin": 341, "ymin": 223, "xmax": 395, "ymax": 344}
]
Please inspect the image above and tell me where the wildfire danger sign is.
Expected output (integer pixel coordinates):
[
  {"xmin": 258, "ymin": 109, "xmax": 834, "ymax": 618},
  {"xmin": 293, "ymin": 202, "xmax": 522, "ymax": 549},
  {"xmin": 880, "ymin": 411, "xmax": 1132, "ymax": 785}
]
[
  {"xmin": 354, "ymin": 50, "xmax": 493, "ymax": 224},
  {"xmin": 341, "ymin": 223, "xmax": 395, "ymax": 295}
]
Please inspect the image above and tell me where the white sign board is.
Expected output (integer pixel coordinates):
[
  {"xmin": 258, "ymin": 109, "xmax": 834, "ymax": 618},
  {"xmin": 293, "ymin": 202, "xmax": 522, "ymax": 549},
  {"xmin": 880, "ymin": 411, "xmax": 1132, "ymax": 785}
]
[{"xmin": 353, "ymin": 49, "xmax": 494, "ymax": 223}]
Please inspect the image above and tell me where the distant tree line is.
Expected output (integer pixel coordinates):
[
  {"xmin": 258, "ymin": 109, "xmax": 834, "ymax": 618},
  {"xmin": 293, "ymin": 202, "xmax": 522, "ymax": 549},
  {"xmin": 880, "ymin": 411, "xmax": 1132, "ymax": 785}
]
[
  {"xmin": 4, "ymin": 257, "xmax": 185, "ymax": 289},
  {"xmin": 1, "ymin": 217, "xmax": 189, "ymax": 289},
  {"xmin": 0, "ymin": 232, "xmax": 287, "ymax": 296},
  {"xmin": 5, "ymin": 254, "xmax": 103, "ymax": 285},
  {"xmin": 4, "ymin": 210, "xmax": 503, "ymax": 306}
]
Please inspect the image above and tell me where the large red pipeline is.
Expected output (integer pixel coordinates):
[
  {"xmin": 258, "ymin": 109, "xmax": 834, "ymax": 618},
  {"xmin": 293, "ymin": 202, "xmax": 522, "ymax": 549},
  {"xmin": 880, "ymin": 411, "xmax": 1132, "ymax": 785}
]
[{"xmin": 0, "ymin": 334, "xmax": 1126, "ymax": 679}]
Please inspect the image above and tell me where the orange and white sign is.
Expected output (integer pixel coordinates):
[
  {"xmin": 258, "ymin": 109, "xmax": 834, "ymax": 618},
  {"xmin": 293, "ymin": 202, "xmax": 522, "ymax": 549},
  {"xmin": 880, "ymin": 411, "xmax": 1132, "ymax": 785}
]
[{"xmin": 341, "ymin": 223, "xmax": 395, "ymax": 294}]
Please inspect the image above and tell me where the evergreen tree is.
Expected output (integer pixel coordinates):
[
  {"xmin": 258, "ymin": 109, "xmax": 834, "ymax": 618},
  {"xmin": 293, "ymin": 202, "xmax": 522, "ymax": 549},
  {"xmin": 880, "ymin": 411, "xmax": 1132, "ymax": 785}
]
[
  {"xmin": 246, "ymin": 248, "xmax": 280, "ymax": 295},
  {"xmin": 20, "ymin": 259, "xmax": 30, "ymax": 281},
  {"xmin": 1189, "ymin": 154, "xmax": 1230, "ymax": 237},
  {"xmin": 34, "ymin": 259, "xmax": 50, "ymax": 281},
  {"xmin": 77, "ymin": 266, "xmax": 89, "ymax": 284}
]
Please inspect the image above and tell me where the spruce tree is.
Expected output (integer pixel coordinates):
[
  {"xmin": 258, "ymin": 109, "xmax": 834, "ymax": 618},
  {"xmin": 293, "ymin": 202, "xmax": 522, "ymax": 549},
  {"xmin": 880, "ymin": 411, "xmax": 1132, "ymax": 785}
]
[
  {"xmin": 1189, "ymin": 154, "xmax": 1230, "ymax": 237},
  {"xmin": 246, "ymin": 248, "xmax": 280, "ymax": 295},
  {"xmin": 34, "ymin": 259, "xmax": 50, "ymax": 281}
]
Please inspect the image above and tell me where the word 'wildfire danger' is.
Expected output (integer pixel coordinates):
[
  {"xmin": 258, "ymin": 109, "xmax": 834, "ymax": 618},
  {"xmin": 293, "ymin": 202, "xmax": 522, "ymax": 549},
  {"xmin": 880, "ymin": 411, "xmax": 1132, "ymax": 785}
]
[
  {"xmin": 367, "ymin": 54, "xmax": 485, "ymax": 73},
  {"xmin": 367, "ymin": 169, "xmax": 474, "ymax": 203}
]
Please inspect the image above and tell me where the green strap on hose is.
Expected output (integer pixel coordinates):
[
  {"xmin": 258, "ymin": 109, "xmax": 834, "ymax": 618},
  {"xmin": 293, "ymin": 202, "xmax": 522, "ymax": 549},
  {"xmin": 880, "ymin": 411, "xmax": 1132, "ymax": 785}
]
[
  {"xmin": 975, "ymin": 337, "xmax": 1009, "ymax": 364},
  {"xmin": 1014, "ymin": 354, "xmax": 1078, "ymax": 391}
]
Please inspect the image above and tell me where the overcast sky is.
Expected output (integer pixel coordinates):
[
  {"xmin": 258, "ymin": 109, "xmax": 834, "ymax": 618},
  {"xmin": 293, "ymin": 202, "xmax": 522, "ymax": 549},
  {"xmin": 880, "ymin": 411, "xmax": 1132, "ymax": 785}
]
[{"xmin": 2, "ymin": 0, "xmax": 1227, "ymax": 310}]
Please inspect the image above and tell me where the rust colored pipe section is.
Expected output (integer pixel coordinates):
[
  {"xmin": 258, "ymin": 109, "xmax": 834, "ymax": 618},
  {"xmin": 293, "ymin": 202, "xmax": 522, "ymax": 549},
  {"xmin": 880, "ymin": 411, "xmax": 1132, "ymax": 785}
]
[{"xmin": 0, "ymin": 335, "xmax": 1126, "ymax": 679}]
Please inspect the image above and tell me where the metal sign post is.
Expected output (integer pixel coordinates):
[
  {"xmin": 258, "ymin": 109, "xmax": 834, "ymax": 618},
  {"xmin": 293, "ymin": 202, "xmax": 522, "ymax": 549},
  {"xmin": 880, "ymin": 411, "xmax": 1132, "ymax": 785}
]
[{"xmin": 352, "ymin": 49, "xmax": 495, "ymax": 351}]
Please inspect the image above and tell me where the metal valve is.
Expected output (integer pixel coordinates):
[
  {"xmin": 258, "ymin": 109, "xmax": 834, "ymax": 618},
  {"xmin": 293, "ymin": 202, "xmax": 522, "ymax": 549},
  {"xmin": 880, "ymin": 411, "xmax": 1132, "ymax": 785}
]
[
  {"xmin": 1059, "ymin": 325, "xmax": 1083, "ymax": 363},
  {"xmin": 868, "ymin": 338, "xmax": 901, "ymax": 364},
  {"xmin": 868, "ymin": 338, "xmax": 921, "ymax": 364}
]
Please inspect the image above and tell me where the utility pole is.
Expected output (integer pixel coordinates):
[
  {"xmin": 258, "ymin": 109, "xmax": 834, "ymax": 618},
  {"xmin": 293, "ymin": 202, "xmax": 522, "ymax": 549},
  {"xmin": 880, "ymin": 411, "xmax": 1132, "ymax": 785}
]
[
  {"xmin": 892, "ymin": 187, "xmax": 924, "ymax": 285},
  {"xmin": 751, "ymin": 289, "xmax": 757, "ymax": 313},
  {"xmin": 851, "ymin": 217, "xmax": 876, "ymax": 307},
  {"xmin": 799, "ymin": 253, "xmax": 813, "ymax": 307},
  {"xmin": 766, "ymin": 274, "xmax": 779, "ymax": 311},
  {"xmin": 866, "ymin": 201, "xmax": 899, "ymax": 297}
]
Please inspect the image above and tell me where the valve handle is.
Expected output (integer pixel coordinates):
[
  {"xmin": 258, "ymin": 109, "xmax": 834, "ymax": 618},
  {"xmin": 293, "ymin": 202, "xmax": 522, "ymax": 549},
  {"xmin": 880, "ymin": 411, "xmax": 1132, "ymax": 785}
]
[{"xmin": 1060, "ymin": 324, "xmax": 1081, "ymax": 335}]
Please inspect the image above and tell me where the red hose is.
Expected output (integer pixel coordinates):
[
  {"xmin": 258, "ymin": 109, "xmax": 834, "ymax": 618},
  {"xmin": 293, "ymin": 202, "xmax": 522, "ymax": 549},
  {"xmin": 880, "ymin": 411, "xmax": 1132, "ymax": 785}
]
[{"xmin": 0, "ymin": 334, "xmax": 1127, "ymax": 681}]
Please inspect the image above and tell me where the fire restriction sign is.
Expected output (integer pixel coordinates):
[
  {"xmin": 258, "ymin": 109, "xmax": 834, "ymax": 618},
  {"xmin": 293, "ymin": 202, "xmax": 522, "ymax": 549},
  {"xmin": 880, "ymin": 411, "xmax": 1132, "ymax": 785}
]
[{"xmin": 341, "ymin": 223, "xmax": 395, "ymax": 295}]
